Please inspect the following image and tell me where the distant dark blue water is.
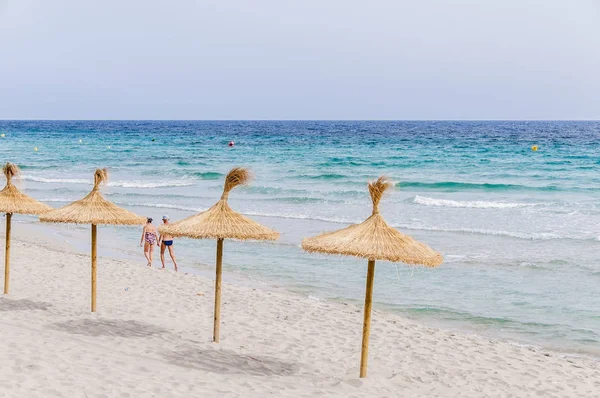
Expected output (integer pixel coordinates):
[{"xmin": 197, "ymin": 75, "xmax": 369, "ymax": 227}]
[{"xmin": 2, "ymin": 120, "xmax": 600, "ymax": 353}]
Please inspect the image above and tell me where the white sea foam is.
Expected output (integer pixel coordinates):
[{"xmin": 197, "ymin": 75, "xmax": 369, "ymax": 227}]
[
  {"xmin": 36, "ymin": 197, "xmax": 597, "ymax": 242},
  {"xmin": 109, "ymin": 181, "xmax": 195, "ymax": 188},
  {"xmin": 242, "ymin": 210, "xmax": 356, "ymax": 224},
  {"xmin": 21, "ymin": 176, "xmax": 90, "ymax": 184},
  {"xmin": 39, "ymin": 198, "xmax": 203, "ymax": 213},
  {"xmin": 114, "ymin": 202, "xmax": 203, "ymax": 212},
  {"xmin": 397, "ymin": 224, "xmax": 563, "ymax": 240},
  {"xmin": 39, "ymin": 198, "xmax": 75, "ymax": 203},
  {"xmin": 21, "ymin": 175, "xmax": 195, "ymax": 188},
  {"xmin": 413, "ymin": 195, "xmax": 536, "ymax": 209},
  {"xmin": 240, "ymin": 211, "xmax": 596, "ymax": 241}
]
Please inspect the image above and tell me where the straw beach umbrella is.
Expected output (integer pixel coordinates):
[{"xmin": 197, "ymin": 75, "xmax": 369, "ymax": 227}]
[
  {"xmin": 40, "ymin": 169, "xmax": 145, "ymax": 312},
  {"xmin": 0, "ymin": 163, "xmax": 52, "ymax": 294},
  {"xmin": 159, "ymin": 167, "xmax": 279, "ymax": 342},
  {"xmin": 302, "ymin": 177, "xmax": 443, "ymax": 378}
]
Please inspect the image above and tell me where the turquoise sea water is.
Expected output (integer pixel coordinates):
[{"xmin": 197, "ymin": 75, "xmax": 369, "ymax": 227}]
[{"xmin": 1, "ymin": 120, "xmax": 600, "ymax": 354}]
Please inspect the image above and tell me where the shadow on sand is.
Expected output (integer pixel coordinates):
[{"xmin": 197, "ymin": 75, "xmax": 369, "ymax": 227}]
[
  {"xmin": 48, "ymin": 319, "xmax": 168, "ymax": 338},
  {"xmin": 162, "ymin": 347, "xmax": 298, "ymax": 376},
  {"xmin": 0, "ymin": 298, "xmax": 52, "ymax": 311}
]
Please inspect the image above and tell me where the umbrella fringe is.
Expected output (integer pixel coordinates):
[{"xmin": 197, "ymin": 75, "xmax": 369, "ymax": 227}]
[
  {"xmin": 93, "ymin": 168, "xmax": 108, "ymax": 189},
  {"xmin": 368, "ymin": 176, "xmax": 393, "ymax": 214},
  {"xmin": 2, "ymin": 163, "xmax": 20, "ymax": 185},
  {"xmin": 221, "ymin": 167, "xmax": 251, "ymax": 200}
]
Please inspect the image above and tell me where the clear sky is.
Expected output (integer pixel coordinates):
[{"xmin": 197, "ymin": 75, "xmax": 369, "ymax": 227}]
[{"xmin": 0, "ymin": 0, "xmax": 599, "ymax": 120}]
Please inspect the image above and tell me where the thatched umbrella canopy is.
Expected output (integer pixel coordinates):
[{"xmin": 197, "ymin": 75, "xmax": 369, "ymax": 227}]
[
  {"xmin": 40, "ymin": 169, "xmax": 145, "ymax": 312},
  {"xmin": 160, "ymin": 167, "xmax": 279, "ymax": 342},
  {"xmin": 0, "ymin": 163, "xmax": 52, "ymax": 294},
  {"xmin": 302, "ymin": 177, "xmax": 443, "ymax": 378}
]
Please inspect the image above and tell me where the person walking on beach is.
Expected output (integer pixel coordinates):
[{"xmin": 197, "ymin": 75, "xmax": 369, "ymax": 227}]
[
  {"xmin": 140, "ymin": 217, "xmax": 158, "ymax": 267},
  {"xmin": 159, "ymin": 215, "xmax": 178, "ymax": 271}
]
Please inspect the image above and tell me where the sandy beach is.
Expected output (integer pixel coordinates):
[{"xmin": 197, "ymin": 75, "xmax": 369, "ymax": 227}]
[{"xmin": 0, "ymin": 224, "xmax": 597, "ymax": 397}]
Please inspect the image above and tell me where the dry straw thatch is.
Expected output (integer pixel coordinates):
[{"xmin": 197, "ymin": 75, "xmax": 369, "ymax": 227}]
[
  {"xmin": 1, "ymin": 163, "xmax": 53, "ymax": 295},
  {"xmin": 160, "ymin": 167, "xmax": 279, "ymax": 241},
  {"xmin": 159, "ymin": 167, "xmax": 279, "ymax": 343},
  {"xmin": 301, "ymin": 176, "xmax": 442, "ymax": 378},
  {"xmin": 0, "ymin": 163, "xmax": 52, "ymax": 215},
  {"xmin": 40, "ymin": 169, "xmax": 145, "ymax": 312},
  {"xmin": 302, "ymin": 177, "xmax": 443, "ymax": 266},
  {"xmin": 40, "ymin": 169, "xmax": 145, "ymax": 225}
]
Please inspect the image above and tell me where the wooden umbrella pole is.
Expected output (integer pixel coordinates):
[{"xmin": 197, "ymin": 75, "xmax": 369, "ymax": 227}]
[
  {"xmin": 213, "ymin": 238, "xmax": 224, "ymax": 342},
  {"xmin": 4, "ymin": 213, "xmax": 12, "ymax": 295},
  {"xmin": 91, "ymin": 224, "xmax": 97, "ymax": 312},
  {"xmin": 359, "ymin": 259, "xmax": 376, "ymax": 378}
]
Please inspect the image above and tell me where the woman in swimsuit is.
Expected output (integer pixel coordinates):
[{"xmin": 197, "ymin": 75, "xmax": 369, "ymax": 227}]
[
  {"xmin": 158, "ymin": 215, "xmax": 178, "ymax": 272},
  {"xmin": 140, "ymin": 217, "xmax": 158, "ymax": 267}
]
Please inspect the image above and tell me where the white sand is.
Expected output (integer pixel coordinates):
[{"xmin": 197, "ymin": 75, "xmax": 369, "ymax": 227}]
[{"xmin": 0, "ymin": 226, "xmax": 599, "ymax": 397}]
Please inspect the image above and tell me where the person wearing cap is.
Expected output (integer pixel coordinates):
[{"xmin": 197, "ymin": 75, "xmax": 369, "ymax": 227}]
[{"xmin": 158, "ymin": 215, "xmax": 178, "ymax": 271}]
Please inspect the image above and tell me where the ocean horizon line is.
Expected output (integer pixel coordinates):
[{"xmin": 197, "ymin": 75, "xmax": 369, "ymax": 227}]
[{"xmin": 1, "ymin": 118, "xmax": 599, "ymax": 122}]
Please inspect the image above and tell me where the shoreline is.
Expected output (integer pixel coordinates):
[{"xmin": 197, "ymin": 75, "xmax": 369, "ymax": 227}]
[
  {"xmin": 0, "ymin": 222, "xmax": 599, "ymax": 396},
  {"xmin": 3, "ymin": 218, "xmax": 600, "ymax": 360}
]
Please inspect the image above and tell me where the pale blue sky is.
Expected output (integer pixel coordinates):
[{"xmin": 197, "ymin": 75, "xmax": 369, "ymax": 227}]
[{"xmin": 0, "ymin": 0, "xmax": 599, "ymax": 120}]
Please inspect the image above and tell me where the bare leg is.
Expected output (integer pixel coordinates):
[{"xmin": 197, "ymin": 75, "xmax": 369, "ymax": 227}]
[
  {"xmin": 160, "ymin": 243, "xmax": 166, "ymax": 269},
  {"xmin": 143, "ymin": 242, "xmax": 151, "ymax": 266},
  {"xmin": 168, "ymin": 246, "xmax": 178, "ymax": 272},
  {"xmin": 149, "ymin": 244, "xmax": 155, "ymax": 266}
]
